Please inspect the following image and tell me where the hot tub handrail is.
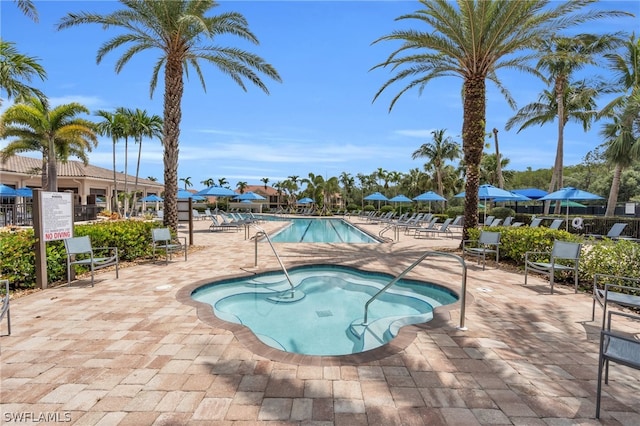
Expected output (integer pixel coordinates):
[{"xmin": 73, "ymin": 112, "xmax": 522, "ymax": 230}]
[
  {"xmin": 252, "ymin": 225, "xmax": 295, "ymax": 295},
  {"xmin": 363, "ymin": 251, "xmax": 468, "ymax": 330}
]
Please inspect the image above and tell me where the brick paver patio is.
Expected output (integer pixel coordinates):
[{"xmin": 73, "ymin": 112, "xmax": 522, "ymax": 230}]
[{"xmin": 1, "ymin": 216, "xmax": 639, "ymax": 425}]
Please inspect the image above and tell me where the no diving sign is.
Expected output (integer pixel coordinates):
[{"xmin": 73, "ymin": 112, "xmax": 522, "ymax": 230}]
[{"xmin": 41, "ymin": 192, "xmax": 73, "ymax": 242}]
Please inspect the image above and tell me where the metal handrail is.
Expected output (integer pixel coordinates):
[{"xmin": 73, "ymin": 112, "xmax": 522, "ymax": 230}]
[
  {"xmin": 252, "ymin": 225, "xmax": 295, "ymax": 296},
  {"xmin": 379, "ymin": 224, "xmax": 399, "ymax": 241},
  {"xmin": 363, "ymin": 251, "xmax": 468, "ymax": 330}
]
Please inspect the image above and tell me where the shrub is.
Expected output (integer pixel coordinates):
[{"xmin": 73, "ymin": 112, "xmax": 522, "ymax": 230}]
[
  {"xmin": 489, "ymin": 206, "xmax": 515, "ymax": 219},
  {"xmin": 580, "ymin": 239, "xmax": 640, "ymax": 283},
  {"xmin": 1, "ymin": 220, "xmax": 162, "ymax": 289},
  {"xmin": 498, "ymin": 227, "xmax": 577, "ymax": 263},
  {"xmin": 446, "ymin": 206, "xmax": 464, "ymax": 218},
  {"xmin": 346, "ymin": 204, "xmax": 359, "ymax": 212}
]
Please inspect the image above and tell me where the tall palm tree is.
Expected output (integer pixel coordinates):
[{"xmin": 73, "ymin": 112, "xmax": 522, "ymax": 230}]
[
  {"xmin": 599, "ymin": 34, "xmax": 640, "ymax": 216},
  {"xmin": 0, "ymin": 40, "xmax": 46, "ymax": 105},
  {"xmin": 114, "ymin": 107, "xmax": 133, "ymax": 215},
  {"xmin": 339, "ymin": 171, "xmax": 354, "ymax": 206},
  {"xmin": 95, "ymin": 109, "xmax": 126, "ymax": 211},
  {"xmin": 58, "ymin": 0, "xmax": 281, "ymax": 232},
  {"xmin": 127, "ymin": 108, "xmax": 163, "ymax": 216},
  {"xmin": 260, "ymin": 177, "xmax": 269, "ymax": 190},
  {"xmin": 180, "ymin": 177, "xmax": 192, "ymax": 190},
  {"xmin": 506, "ymin": 80, "xmax": 600, "ymax": 213},
  {"xmin": 532, "ymin": 33, "xmax": 625, "ymax": 209},
  {"xmin": 411, "ymin": 129, "xmax": 460, "ymax": 197},
  {"xmin": 201, "ymin": 178, "xmax": 214, "ymax": 188},
  {"xmin": 372, "ymin": 0, "xmax": 628, "ymax": 240},
  {"xmin": 0, "ymin": 96, "xmax": 97, "ymax": 191},
  {"xmin": 217, "ymin": 177, "xmax": 228, "ymax": 188},
  {"xmin": 236, "ymin": 181, "xmax": 247, "ymax": 194}
]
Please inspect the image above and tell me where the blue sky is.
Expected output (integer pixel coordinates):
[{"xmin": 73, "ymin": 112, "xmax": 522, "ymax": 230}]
[{"xmin": 1, "ymin": 1, "xmax": 638, "ymax": 191}]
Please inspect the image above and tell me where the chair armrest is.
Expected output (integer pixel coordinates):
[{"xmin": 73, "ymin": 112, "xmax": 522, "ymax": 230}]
[
  {"xmin": 462, "ymin": 239, "xmax": 478, "ymax": 249},
  {"xmin": 525, "ymin": 250, "xmax": 549, "ymax": 263}
]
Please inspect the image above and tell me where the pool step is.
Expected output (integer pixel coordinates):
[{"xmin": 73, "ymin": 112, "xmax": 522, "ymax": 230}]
[{"xmin": 349, "ymin": 319, "xmax": 389, "ymax": 351}]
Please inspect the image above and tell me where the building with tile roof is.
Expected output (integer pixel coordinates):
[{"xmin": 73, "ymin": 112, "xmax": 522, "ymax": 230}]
[{"xmin": 0, "ymin": 154, "xmax": 164, "ymax": 208}]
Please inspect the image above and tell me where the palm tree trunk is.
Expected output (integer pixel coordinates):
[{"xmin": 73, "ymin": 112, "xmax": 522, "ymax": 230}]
[
  {"xmin": 47, "ymin": 136, "xmax": 58, "ymax": 192},
  {"xmin": 493, "ymin": 128, "xmax": 505, "ymax": 189},
  {"xmin": 123, "ymin": 136, "xmax": 129, "ymax": 217},
  {"xmin": 550, "ymin": 77, "xmax": 566, "ymax": 215},
  {"xmin": 605, "ymin": 163, "xmax": 623, "ymax": 217},
  {"xmin": 130, "ymin": 136, "xmax": 143, "ymax": 217},
  {"xmin": 112, "ymin": 138, "xmax": 118, "ymax": 212},
  {"xmin": 163, "ymin": 56, "xmax": 184, "ymax": 233},
  {"xmin": 461, "ymin": 76, "xmax": 486, "ymax": 242}
]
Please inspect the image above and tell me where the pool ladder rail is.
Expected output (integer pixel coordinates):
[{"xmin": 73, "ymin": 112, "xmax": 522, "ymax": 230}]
[
  {"xmin": 251, "ymin": 225, "xmax": 304, "ymax": 302},
  {"xmin": 360, "ymin": 251, "xmax": 468, "ymax": 330}
]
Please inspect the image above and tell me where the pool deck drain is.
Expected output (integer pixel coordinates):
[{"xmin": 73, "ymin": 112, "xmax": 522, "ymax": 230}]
[
  {"xmin": 316, "ymin": 309, "xmax": 333, "ymax": 317},
  {"xmin": 1, "ymin": 216, "xmax": 639, "ymax": 424}
]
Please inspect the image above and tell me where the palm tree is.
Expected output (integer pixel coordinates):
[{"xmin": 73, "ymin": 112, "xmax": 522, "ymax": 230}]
[
  {"xmin": 506, "ymin": 80, "xmax": 600, "ymax": 213},
  {"xmin": 599, "ymin": 34, "xmax": 640, "ymax": 216},
  {"xmin": 13, "ymin": 0, "xmax": 38, "ymax": 22},
  {"xmin": 114, "ymin": 107, "xmax": 134, "ymax": 215},
  {"xmin": 127, "ymin": 108, "xmax": 163, "ymax": 216},
  {"xmin": 490, "ymin": 128, "xmax": 505, "ymax": 189},
  {"xmin": 58, "ymin": 0, "xmax": 281, "ymax": 232},
  {"xmin": 180, "ymin": 177, "xmax": 192, "ymax": 190},
  {"xmin": 201, "ymin": 178, "xmax": 215, "ymax": 188},
  {"xmin": 217, "ymin": 177, "xmax": 229, "ymax": 188},
  {"xmin": 260, "ymin": 177, "xmax": 269, "ymax": 190},
  {"xmin": 372, "ymin": 0, "xmax": 628, "ymax": 240},
  {"xmin": 0, "ymin": 96, "xmax": 97, "ymax": 191},
  {"xmin": 0, "ymin": 40, "xmax": 46, "ymax": 105},
  {"xmin": 95, "ymin": 109, "xmax": 127, "ymax": 211},
  {"xmin": 339, "ymin": 171, "xmax": 354, "ymax": 206},
  {"xmin": 532, "ymin": 33, "xmax": 625, "ymax": 209},
  {"xmin": 236, "ymin": 181, "xmax": 248, "ymax": 194},
  {"xmin": 411, "ymin": 129, "xmax": 460, "ymax": 197}
]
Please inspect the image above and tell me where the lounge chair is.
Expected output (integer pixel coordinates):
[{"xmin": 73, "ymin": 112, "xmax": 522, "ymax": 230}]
[
  {"xmin": 595, "ymin": 310, "xmax": 640, "ymax": 418},
  {"xmin": 481, "ymin": 215, "xmax": 495, "ymax": 227},
  {"xmin": 151, "ymin": 227, "xmax": 187, "ymax": 264},
  {"xmin": 591, "ymin": 274, "xmax": 640, "ymax": 328},
  {"xmin": 587, "ymin": 223, "xmax": 628, "ymax": 240},
  {"xmin": 502, "ymin": 217, "xmax": 513, "ymax": 226},
  {"xmin": 64, "ymin": 235, "xmax": 119, "ymax": 287},
  {"xmin": 1, "ymin": 279, "xmax": 10, "ymax": 336},
  {"xmin": 462, "ymin": 231, "xmax": 500, "ymax": 270},
  {"xmin": 210, "ymin": 216, "xmax": 240, "ymax": 232},
  {"xmin": 529, "ymin": 217, "xmax": 543, "ymax": 227},
  {"xmin": 415, "ymin": 218, "xmax": 453, "ymax": 239},
  {"xmin": 548, "ymin": 219, "xmax": 563, "ymax": 230},
  {"xmin": 487, "ymin": 218, "xmax": 502, "ymax": 227},
  {"xmin": 524, "ymin": 240, "xmax": 581, "ymax": 294},
  {"xmin": 407, "ymin": 216, "xmax": 437, "ymax": 236}
]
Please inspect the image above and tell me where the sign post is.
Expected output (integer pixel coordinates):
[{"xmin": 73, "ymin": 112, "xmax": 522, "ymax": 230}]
[{"xmin": 33, "ymin": 190, "xmax": 74, "ymax": 289}]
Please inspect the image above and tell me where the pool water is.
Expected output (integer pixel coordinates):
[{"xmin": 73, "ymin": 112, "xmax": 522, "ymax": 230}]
[
  {"xmin": 268, "ymin": 218, "xmax": 378, "ymax": 243},
  {"xmin": 191, "ymin": 265, "xmax": 458, "ymax": 356}
]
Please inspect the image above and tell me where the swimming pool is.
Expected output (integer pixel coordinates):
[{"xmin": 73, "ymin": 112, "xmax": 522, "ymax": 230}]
[
  {"xmin": 267, "ymin": 217, "xmax": 378, "ymax": 243},
  {"xmin": 191, "ymin": 264, "xmax": 458, "ymax": 356}
]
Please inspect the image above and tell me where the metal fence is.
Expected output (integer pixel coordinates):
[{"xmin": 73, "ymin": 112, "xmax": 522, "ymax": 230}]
[{"xmin": 1, "ymin": 202, "xmax": 100, "ymax": 226}]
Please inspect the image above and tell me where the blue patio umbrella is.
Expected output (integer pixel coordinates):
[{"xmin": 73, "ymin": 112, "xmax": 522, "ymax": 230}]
[
  {"xmin": 455, "ymin": 184, "xmax": 523, "ymax": 222},
  {"xmin": 492, "ymin": 191, "xmax": 531, "ymax": 202},
  {"xmin": 15, "ymin": 187, "xmax": 33, "ymax": 197},
  {"xmin": 235, "ymin": 191, "xmax": 266, "ymax": 201},
  {"xmin": 297, "ymin": 197, "xmax": 314, "ymax": 204},
  {"xmin": 539, "ymin": 187, "xmax": 604, "ymax": 230},
  {"xmin": 195, "ymin": 185, "xmax": 236, "ymax": 197},
  {"xmin": 177, "ymin": 189, "xmax": 205, "ymax": 200},
  {"xmin": 389, "ymin": 194, "xmax": 412, "ymax": 203},
  {"xmin": 512, "ymin": 188, "xmax": 548, "ymax": 199},
  {"xmin": 413, "ymin": 191, "xmax": 446, "ymax": 213},
  {"xmin": 364, "ymin": 192, "xmax": 388, "ymax": 209},
  {"xmin": 0, "ymin": 184, "xmax": 17, "ymax": 197},
  {"xmin": 140, "ymin": 194, "xmax": 163, "ymax": 202}
]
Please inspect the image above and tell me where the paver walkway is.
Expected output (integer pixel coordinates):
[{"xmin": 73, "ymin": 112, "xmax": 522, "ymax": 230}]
[{"xmin": 1, "ymin": 215, "xmax": 639, "ymax": 425}]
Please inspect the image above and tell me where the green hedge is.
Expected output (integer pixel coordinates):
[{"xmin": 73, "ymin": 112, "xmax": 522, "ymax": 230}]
[{"xmin": 1, "ymin": 221, "xmax": 162, "ymax": 289}]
